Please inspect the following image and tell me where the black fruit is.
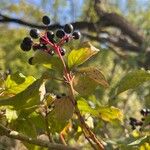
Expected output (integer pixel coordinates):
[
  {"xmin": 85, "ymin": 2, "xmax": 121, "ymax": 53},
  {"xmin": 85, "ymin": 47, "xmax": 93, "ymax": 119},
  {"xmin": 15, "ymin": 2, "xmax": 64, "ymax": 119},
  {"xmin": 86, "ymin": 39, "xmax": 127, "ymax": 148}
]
[
  {"xmin": 40, "ymin": 44, "xmax": 47, "ymax": 50},
  {"xmin": 60, "ymin": 48, "xmax": 66, "ymax": 56},
  {"xmin": 30, "ymin": 29, "xmax": 39, "ymax": 39},
  {"xmin": 47, "ymin": 31, "xmax": 55, "ymax": 42},
  {"xmin": 72, "ymin": 31, "xmax": 81, "ymax": 39},
  {"xmin": 56, "ymin": 29, "xmax": 65, "ymax": 38},
  {"xmin": 28, "ymin": 57, "xmax": 34, "ymax": 65},
  {"xmin": 64, "ymin": 24, "xmax": 73, "ymax": 34},
  {"xmin": 140, "ymin": 109, "xmax": 147, "ymax": 116},
  {"xmin": 42, "ymin": 15, "xmax": 50, "ymax": 25},
  {"xmin": 56, "ymin": 95, "xmax": 61, "ymax": 99},
  {"xmin": 23, "ymin": 37, "xmax": 33, "ymax": 45},
  {"xmin": 48, "ymin": 50, "xmax": 55, "ymax": 56},
  {"xmin": 20, "ymin": 42, "xmax": 31, "ymax": 51}
]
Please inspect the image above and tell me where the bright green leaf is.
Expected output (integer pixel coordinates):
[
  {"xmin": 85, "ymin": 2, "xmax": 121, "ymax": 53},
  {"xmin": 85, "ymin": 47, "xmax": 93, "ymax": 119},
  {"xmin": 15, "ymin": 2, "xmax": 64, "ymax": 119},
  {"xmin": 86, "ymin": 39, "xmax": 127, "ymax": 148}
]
[
  {"xmin": 77, "ymin": 98, "xmax": 97, "ymax": 115},
  {"xmin": 98, "ymin": 106, "xmax": 123, "ymax": 122},
  {"xmin": 67, "ymin": 42, "xmax": 100, "ymax": 69},
  {"xmin": 4, "ymin": 72, "xmax": 35, "ymax": 95},
  {"xmin": 117, "ymin": 70, "xmax": 150, "ymax": 95},
  {"xmin": 78, "ymin": 98, "xmax": 123, "ymax": 122},
  {"xmin": 0, "ymin": 78, "xmax": 45, "ymax": 109},
  {"xmin": 5, "ymin": 109, "xmax": 18, "ymax": 123}
]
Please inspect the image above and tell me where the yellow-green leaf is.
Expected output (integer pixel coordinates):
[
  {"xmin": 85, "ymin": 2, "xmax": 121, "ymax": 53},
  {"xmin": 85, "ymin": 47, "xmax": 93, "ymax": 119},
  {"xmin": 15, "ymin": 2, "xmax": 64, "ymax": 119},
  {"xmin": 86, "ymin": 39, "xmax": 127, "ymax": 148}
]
[
  {"xmin": 67, "ymin": 42, "xmax": 100, "ymax": 69},
  {"xmin": 98, "ymin": 106, "xmax": 123, "ymax": 122},
  {"xmin": 4, "ymin": 72, "xmax": 35, "ymax": 95},
  {"xmin": 78, "ymin": 98, "xmax": 123, "ymax": 122}
]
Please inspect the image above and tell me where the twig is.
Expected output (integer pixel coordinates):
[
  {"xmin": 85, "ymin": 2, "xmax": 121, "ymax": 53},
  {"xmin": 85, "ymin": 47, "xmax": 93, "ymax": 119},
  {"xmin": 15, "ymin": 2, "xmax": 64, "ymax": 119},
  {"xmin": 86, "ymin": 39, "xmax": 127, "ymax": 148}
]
[
  {"xmin": 0, "ymin": 124, "xmax": 78, "ymax": 150},
  {"xmin": 68, "ymin": 82, "xmax": 105, "ymax": 150},
  {"xmin": 60, "ymin": 132, "xmax": 67, "ymax": 145}
]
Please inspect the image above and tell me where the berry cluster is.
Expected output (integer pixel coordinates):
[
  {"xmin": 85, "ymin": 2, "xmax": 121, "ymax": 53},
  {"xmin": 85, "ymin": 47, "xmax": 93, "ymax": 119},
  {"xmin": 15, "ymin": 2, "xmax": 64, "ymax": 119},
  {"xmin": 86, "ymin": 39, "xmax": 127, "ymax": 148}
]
[
  {"xmin": 129, "ymin": 108, "xmax": 150, "ymax": 130},
  {"xmin": 20, "ymin": 15, "xmax": 81, "ymax": 65}
]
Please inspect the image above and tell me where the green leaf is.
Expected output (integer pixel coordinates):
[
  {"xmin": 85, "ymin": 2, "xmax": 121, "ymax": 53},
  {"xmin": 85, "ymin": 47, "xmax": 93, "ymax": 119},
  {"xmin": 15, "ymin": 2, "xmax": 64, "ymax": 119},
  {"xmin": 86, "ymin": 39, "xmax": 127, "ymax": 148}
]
[
  {"xmin": 0, "ymin": 78, "xmax": 45, "ymax": 109},
  {"xmin": 98, "ymin": 106, "xmax": 123, "ymax": 122},
  {"xmin": 67, "ymin": 42, "xmax": 100, "ymax": 69},
  {"xmin": 73, "ymin": 67, "xmax": 108, "ymax": 96},
  {"xmin": 48, "ymin": 96, "xmax": 74, "ymax": 132},
  {"xmin": 117, "ymin": 70, "xmax": 150, "ymax": 95},
  {"xmin": 14, "ymin": 112, "xmax": 45, "ymax": 138},
  {"xmin": 32, "ymin": 50, "xmax": 63, "ymax": 71},
  {"xmin": 128, "ymin": 136, "xmax": 149, "ymax": 146},
  {"xmin": 4, "ymin": 72, "xmax": 35, "ymax": 95},
  {"xmin": 73, "ymin": 75, "xmax": 98, "ymax": 97},
  {"xmin": 5, "ymin": 109, "xmax": 18, "ymax": 123},
  {"xmin": 52, "ymin": 96, "xmax": 74, "ymax": 121},
  {"xmin": 76, "ymin": 67, "xmax": 109, "ymax": 88},
  {"xmin": 77, "ymin": 98, "xmax": 123, "ymax": 122},
  {"xmin": 77, "ymin": 98, "xmax": 97, "ymax": 115}
]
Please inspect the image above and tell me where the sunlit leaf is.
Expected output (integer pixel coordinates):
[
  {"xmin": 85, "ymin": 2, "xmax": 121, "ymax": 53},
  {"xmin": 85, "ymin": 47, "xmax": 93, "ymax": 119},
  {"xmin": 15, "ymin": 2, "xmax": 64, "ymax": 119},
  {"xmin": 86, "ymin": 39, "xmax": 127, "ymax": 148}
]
[
  {"xmin": 117, "ymin": 70, "xmax": 150, "ymax": 95},
  {"xmin": 4, "ymin": 72, "xmax": 35, "ymax": 95},
  {"xmin": 77, "ymin": 98, "xmax": 123, "ymax": 122},
  {"xmin": 5, "ymin": 109, "xmax": 18, "ymax": 123},
  {"xmin": 98, "ymin": 106, "xmax": 123, "ymax": 122},
  {"xmin": 67, "ymin": 42, "xmax": 100, "ymax": 69},
  {"xmin": 0, "ymin": 78, "xmax": 45, "ymax": 109}
]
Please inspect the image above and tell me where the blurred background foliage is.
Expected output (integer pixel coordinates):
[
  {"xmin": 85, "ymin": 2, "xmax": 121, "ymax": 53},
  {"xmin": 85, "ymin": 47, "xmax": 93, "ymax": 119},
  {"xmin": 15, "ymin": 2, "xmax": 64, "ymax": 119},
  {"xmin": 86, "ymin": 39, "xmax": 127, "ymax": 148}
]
[{"xmin": 0, "ymin": 0, "xmax": 150, "ymax": 149}]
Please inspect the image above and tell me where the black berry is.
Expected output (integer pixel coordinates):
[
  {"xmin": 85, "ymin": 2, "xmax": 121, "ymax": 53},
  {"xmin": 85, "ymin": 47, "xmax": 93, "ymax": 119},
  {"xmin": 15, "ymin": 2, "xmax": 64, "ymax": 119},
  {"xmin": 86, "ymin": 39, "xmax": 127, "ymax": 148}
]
[
  {"xmin": 47, "ymin": 31, "xmax": 55, "ymax": 42},
  {"xmin": 56, "ymin": 29, "xmax": 65, "ymax": 38},
  {"xmin": 64, "ymin": 24, "xmax": 73, "ymax": 34},
  {"xmin": 20, "ymin": 42, "xmax": 31, "ymax": 51},
  {"xmin": 28, "ymin": 57, "xmax": 34, "ymax": 65},
  {"xmin": 23, "ymin": 37, "xmax": 33, "ymax": 45},
  {"xmin": 42, "ymin": 15, "xmax": 50, "ymax": 25},
  {"xmin": 140, "ymin": 109, "xmax": 147, "ymax": 116},
  {"xmin": 30, "ymin": 29, "xmax": 39, "ymax": 39},
  {"xmin": 40, "ymin": 44, "xmax": 47, "ymax": 50},
  {"xmin": 72, "ymin": 31, "xmax": 81, "ymax": 39},
  {"xmin": 60, "ymin": 48, "xmax": 66, "ymax": 56},
  {"xmin": 56, "ymin": 95, "xmax": 61, "ymax": 99},
  {"xmin": 129, "ymin": 117, "xmax": 137, "ymax": 122},
  {"xmin": 61, "ymin": 93, "xmax": 66, "ymax": 96},
  {"xmin": 48, "ymin": 50, "xmax": 55, "ymax": 56}
]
